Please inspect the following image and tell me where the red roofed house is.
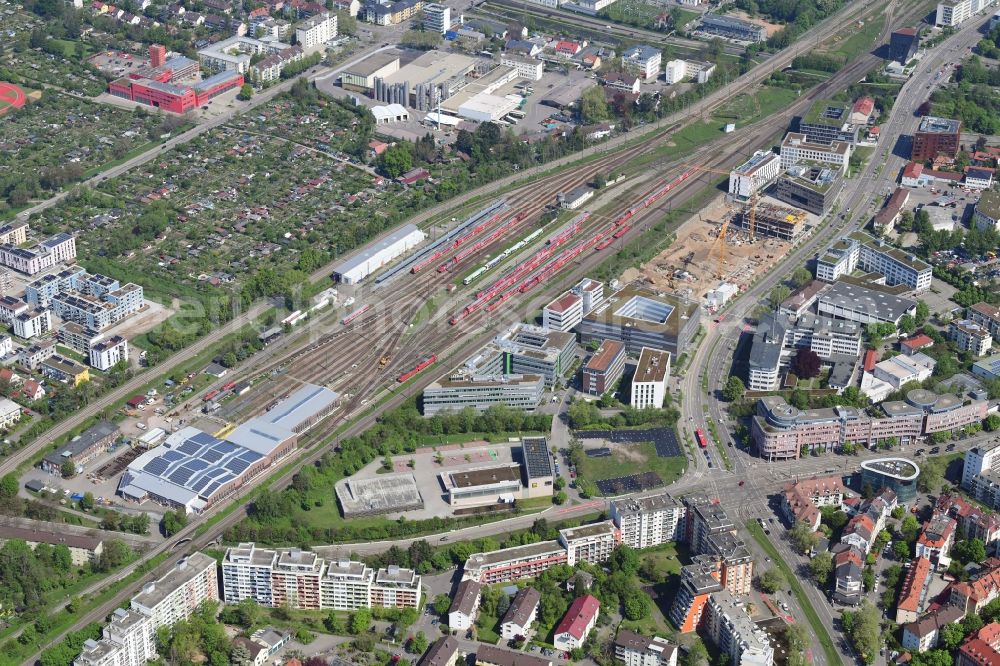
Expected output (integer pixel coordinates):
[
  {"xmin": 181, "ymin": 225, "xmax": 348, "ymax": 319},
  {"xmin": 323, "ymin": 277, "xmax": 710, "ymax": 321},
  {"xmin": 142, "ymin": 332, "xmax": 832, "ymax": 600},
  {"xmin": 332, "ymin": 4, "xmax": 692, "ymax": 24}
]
[
  {"xmin": 21, "ymin": 380, "xmax": 44, "ymax": 401},
  {"xmin": 901, "ymin": 334, "xmax": 934, "ymax": 355},
  {"xmin": 851, "ymin": 96, "xmax": 875, "ymax": 124},
  {"xmin": 555, "ymin": 40, "xmax": 582, "ymax": 56},
  {"xmin": 916, "ymin": 513, "xmax": 957, "ymax": 567},
  {"xmin": 398, "ymin": 168, "xmax": 430, "ymax": 185},
  {"xmin": 781, "ymin": 476, "xmax": 854, "ymax": 532},
  {"xmin": 958, "ymin": 622, "xmax": 1000, "ymax": 666},
  {"xmin": 863, "ymin": 349, "xmax": 878, "ymax": 372},
  {"xmin": 842, "ymin": 513, "xmax": 877, "ymax": 554},
  {"xmin": 897, "ymin": 556, "xmax": 933, "ymax": 624},
  {"xmin": 902, "ymin": 161, "xmax": 928, "ymax": 188},
  {"xmin": 553, "ymin": 595, "xmax": 600, "ymax": 651},
  {"xmin": 937, "ymin": 494, "xmax": 1000, "ymax": 556},
  {"xmin": 950, "ymin": 561, "xmax": 1000, "ymax": 615},
  {"xmin": 368, "ymin": 139, "xmax": 388, "ymax": 157}
]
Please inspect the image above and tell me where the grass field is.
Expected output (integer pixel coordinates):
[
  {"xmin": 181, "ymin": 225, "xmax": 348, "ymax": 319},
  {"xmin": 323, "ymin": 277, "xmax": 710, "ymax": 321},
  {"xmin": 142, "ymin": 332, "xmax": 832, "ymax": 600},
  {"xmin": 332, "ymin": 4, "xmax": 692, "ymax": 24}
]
[
  {"xmin": 576, "ymin": 440, "xmax": 687, "ymax": 491},
  {"xmin": 824, "ymin": 14, "xmax": 886, "ymax": 61},
  {"xmin": 712, "ymin": 86, "xmax": 800, "ymax": 129}
]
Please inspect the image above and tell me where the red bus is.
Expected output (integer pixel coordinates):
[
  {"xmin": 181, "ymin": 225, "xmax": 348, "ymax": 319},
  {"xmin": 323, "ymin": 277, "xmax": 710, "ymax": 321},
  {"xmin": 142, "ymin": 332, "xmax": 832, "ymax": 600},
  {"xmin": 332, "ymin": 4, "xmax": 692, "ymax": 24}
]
[{"xmin": 695, "ymin": 429, "xmax": 708, "ymax": 449}]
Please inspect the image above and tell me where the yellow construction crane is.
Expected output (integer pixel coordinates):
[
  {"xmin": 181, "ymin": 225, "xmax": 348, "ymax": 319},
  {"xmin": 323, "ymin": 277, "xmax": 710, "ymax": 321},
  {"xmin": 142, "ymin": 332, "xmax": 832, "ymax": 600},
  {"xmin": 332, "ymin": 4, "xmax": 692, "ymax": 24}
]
[{"xmin": 680, "ymin": 163, "xmax": 759, "ymax": 274}]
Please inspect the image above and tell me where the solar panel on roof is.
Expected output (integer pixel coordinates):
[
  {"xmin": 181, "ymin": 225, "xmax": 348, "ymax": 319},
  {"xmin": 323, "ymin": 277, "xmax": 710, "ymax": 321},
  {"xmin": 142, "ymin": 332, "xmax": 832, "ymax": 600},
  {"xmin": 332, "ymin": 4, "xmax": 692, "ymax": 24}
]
[
  {"xmin": 203, "ymin": 480, "xmax": 222, "ymax": 496},
  {"xmin": 238, "ymin": 450, "xmax": 263, "ymax": 463},
  {"xmin": 192, "ymin": 431, "xmax": 218, "ymax": 446},
  {"xmin": 225, "ymin": 458, "xmax": 250, "ymax": 474},
  {"xmin": 185, "ymin": 458, "xmax": 209, "ymax": 471},
  {"xmin": 162, "ymin": 450, "xmax": 185, "ymax": 462},
  {"xmin": 213, "ymin": 440, "xmax": 237, "ymax": 454},
  {"xmin": 143, "ymin": 458, "xmax": 169, "ymax": 475},
  {"xmin": 178, "ymin": 439, "xmax": 202, "ymax": 455},
  {"xmin": 200, "ymin": 448, "xmax": 223, "ymax": 463},
  {"xmin": 191, "ymin": 476, "xmax": 212, "ymax": 493},
  {"xmin": 169, "ymin": 468, "xmax": 195, "ymax": 485}
]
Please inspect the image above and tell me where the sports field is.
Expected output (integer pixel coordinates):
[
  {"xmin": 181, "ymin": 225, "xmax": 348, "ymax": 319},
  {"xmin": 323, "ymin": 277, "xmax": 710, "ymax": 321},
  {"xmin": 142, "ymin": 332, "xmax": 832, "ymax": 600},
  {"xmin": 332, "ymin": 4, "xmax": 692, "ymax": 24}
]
[{"xmin": 0, "ymin": 82, "xmax": 27, "ymax": 116}]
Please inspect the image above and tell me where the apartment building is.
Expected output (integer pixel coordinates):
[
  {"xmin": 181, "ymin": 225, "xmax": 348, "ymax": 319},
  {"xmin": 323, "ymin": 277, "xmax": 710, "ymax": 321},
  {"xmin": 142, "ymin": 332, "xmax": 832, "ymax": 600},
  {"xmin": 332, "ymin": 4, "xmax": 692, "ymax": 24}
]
[
  {"xmin": 669, "ymin": 557, "xmax": 724, "ymax": 633},
  {"xmin": 970, "ymin": 302, "xmax": 1000, "ymax": 340},
  {"xmin": 780, "ymin": 133, "xmax": 852, "ymax": 174},
  {"xmin": 611, "ymin": 491, "xmax": 686, "ymax": 549},
  {"xmin": 706, "ymin": 532, "xmax": 754, "ymax": 596},
  {"xmin": 0, "ymin": 222, "xmax": 28, "ymax": 246},
  {"xmin": 448, "ymin": 579, "xmax": 481, "ymax": 631},
  {"xmin": 75, "ymin": 609, "xmax": 156, "ymax": 666},
  {"xmin": 222, "ymin": 542, "xmax": 278, "ymax": 606},
  {"xmin": 321, "ymin": 559, "xmax": 375, "ymax": 610},
  {"xmin": 630, "ymin": 347, "xmax": 670, "ymax": 409},
  {"xmin": 685, "ymin": 495, "xmax": 737, "ymax": 555},
  {"xmin": 463, "ymin": 540, "xmax": 567, "ymax": 584},
  {"xmin": 958, "ymin": 622, "xmax": 1000, "ymax": 666},
  {"xmin": 902, "ymin": 604, "xmax": 965, "ymax": 653},
  {"xmin": 52, "ymin": 283, "xmax": 145, "ymax": 332},
  {"xmin": 916, "ymin": 514, "xmax": 957, "ymax": 565},
  {"xmin": 559, "ymin": 521, "xmax": 621, "ymax": 566},
  {"xmin": 950, "ymin": 319, "xmax": 993, "ymax": 356},
  {"xmin": 621, "ymin": 45, "xmax": 661, "ymax": 80},
  {"xmin": 198, "ymin": 35, "xmax": 291, "ymax": 73},
  {"xmin": 500, "ymin": 587, "xmax": 541, "ymax": 640},
  {"xmin": 0, "ymin": 296, "xmax": 27, "ymax": 324},
  {"xmin": 553, "ymin": 595, "xmax": 600, "ymax": 651},
  {"xmin": 937, "ymin": 494, "xmax": 1000, "ymax": 555},
  {"xmin": 272, "ymin": 549, "xmax": 323, "ymax": 610},
  {"xmin": 90, "ymin": 336, "xmax": 129, "ymax": 371},
  {"xmin": 703, "ymin": 590, "xmax": 774, "ymax": 666},
  {"xmin": 728, "ymin": 150, "xmax": 781, "ymax": 202},
  {"xmin": 543, "ymin": 292, "xmax": 584, "ymax": 332},
  {"xmin": 0, "ymin": 232, "xmax": 76, "ymax": 275},
  {"xmin": 780, "ymin": 476, "xmax": 852, "ymax": 531},
  {"xmin": 697, "ymin": 13, "xmax": 766, "ymax": 42},
  {"xmin": 422, "ymin": 3, "xmax": 451, "ymax": 33},
  {"xmin": 18, "ymin": 340, "xmax": 55, "ymax": 371},
  {"xmin": 295, "ymin": 12, "xmax": 336, "ymax": 49},
  {"xmin": 13, "ymin": 307, "xmax": 52, "ymax": 339},
  {"xmin": 131, "ymin": 553, "xmax": 219, "ymax": 630},
  {"xmin": 815, "ymin": 231, "xmax": 932, "ymax": 292},
  {"xmin": 897, "ymin": 556, "xmax": 933, "ymax": 624},
  {"xmin": 582, "ymin": 339, "xmax": 627, "ymax": 396},
  {"xmin": 0, "ymin": 398, "xmax": 20, "ymax": 431},
  {"xmin": 613, "ymin": 630, "xmax": 678, "ymax": 666},
  {"xmin": 370, "ymin": 565, "xmax": 422, "ymax": 609}
]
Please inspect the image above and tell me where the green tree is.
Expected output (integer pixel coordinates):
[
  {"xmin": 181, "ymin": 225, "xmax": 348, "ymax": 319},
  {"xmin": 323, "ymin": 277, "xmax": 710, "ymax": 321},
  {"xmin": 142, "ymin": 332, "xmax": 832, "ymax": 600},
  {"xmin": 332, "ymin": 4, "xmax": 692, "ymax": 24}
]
[
  {"xmin": 915, "ymin": 300, "xmax": 930, "ymax": 325},
  {"xmin": 161, "ymin": 508, "xmax": 188, "ymax": 537},
  {"xmin": 580, "ymin": 85, "xmax": 609, "ymax": 123},
  {"xmin": 61, "ymin": 458, "xmax": 76, "ymax": 478},
  {"xmin": 222, "ymin": 352, "xmax": 238, "ymax": 368},
  {"xmin": 96, "ymin": 539, "xmax": 133, "ymax": 572},
  {"xmin": 609, "ymin": 545, "xmax": 640, "ymax": 576},
  {"xmin": 723, "ymin": 376, "xmax": 745, "ymax": 402},
  {"xmin": 758, "ymin": 568, "xmax": 787, "ymax": 593},
  {"xmin": 0, "ymin": 473, "xmax": 18, "ymax": 499},
  {"xmin": 841, "ymin": 601, "xmax": 881, "ymax": 664},
  {"xmin": 919, "ymin": 455, "xmax": 947, "ymax": 492},
  {"xmin": 789, "ymin": 519, "xmax": 819, "ymax": 553},
  {"xmin": 79, "ymin": 491, "xmax": 94, "ymax": 511},
  {"xmin": 985, "ymin": 414, "xmax": 1000, "ymax": 432},
  {"xmin": 953, "ymin": 538, "xmax": 987, "ymax": 564},
  {"xmin": 809, "ymin": 551, "xmax": 833, "ymax": 585},
  {"xmin": 349, "ymin": 608, "xmax": 372, "ymax": 634},
  {"xmin": 790, "ymin": 267, "xmax": 813, "ymax": 288},
  {"xmin": 898, "ymin": 314, "xmax": 917, "ymax": 335},
  {"xmin": 682, "ymin": 638, "xmax": 710, "ymax": 666},
  {"xmin": 379, "ymin": 144, "xmax": 414, "ymax": 178},
  {"xmin": 410, "ymin": 631, "xmax": 428, "ymax": 654},
  {"xmin": 893, "ymin": 541, "xmax": 911, "ymax": 561},
  {"xmin": 900, "ymin": 515, "xmax": 921, "ymax": 543},
  {"xmin": 237, "ymin": 83, "xmax": 253, "ymax": 100},
  {"xmin": 911, "ymin": 650, "xmax": 957, "ymax": 666}
]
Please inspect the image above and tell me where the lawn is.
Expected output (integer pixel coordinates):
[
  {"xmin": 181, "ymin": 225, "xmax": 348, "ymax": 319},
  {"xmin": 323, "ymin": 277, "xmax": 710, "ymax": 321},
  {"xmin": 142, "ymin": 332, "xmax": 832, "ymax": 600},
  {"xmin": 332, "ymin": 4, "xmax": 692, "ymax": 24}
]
[
  {"xmin": 745, "ymin": 520, "xmax": 840, "ymax": 666},
  {"xmin": 712, "ymin": 86, "xmax": 800, "ymax": 130},
  {"xmin": 638, "ymin": 541, "xmax": 682, "ymax": 580},
  {"xmin": 475, "ymin": 612, "xmax": 501, "ymax": 643},
  {"xmin": 576, "ymin": 440, "xmax": 687, "ymax": 491},
  {"xmin": 824, "ymin": 14, "xmax": 886, "ymax": 61}
]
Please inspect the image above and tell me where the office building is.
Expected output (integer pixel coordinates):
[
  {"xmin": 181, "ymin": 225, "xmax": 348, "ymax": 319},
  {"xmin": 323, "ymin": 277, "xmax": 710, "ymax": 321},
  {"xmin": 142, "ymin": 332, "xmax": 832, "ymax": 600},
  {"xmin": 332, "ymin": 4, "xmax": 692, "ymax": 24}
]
[
  {"xmin": 697, "ymin": 13, "xmax": 766, "ymax": 42},
  {"xmin": 890, "ymin": 27, "xmax": 920, "ymax": 62},
  {"xmin": 553, "ymin": 595, "xmax": 600, "ymax": 651},
  {"xmin": 788, "ymin": 313, "xmax": 862, "ymax": 358},
  {"xmin": 774, "ymin": 164, "xmax": 843, "ymax": 216},
  {"xmin": 971, "ymin": 302, "xmax": 1000, "ymax": 340},
  {"xmin": 613, "ymin": 630, "xmax": 678, "ymax": 666},
  {"xmin": 630, "ymin": 347, "xmax": 670, "ymax": 409},
  {"xmin": 816, "ymin": 231, "xmax": 932, "ymax": 292},
  {"xmin": 422, "ymin": 373, "xmax": 545, "ymax": 415},
  {"xmin": 747, "ymin": 313, "xmax": 786, "ymax": 391},
  {"xmin": 951, "ymin": 319, "xmax": 993, "ymax": 356},
  {"xmin": 861, "ymin": 458, "xmax": 920, "ymax": 505},
  {"xmin": 500, "ymin": 587, "xmax": 541, "ymax": 640},
  {"xmin": 131, "ymin": 553, "xmax": 219, "ymax": 629},
  {"xmin": 780, "ymin": 132, "xmax": 852, "ymax": 173},
  {"xmin": 572, "ymin": 278, "xmax": 605, "ymax": 315},
  {"xmin": 295, "ymin": 12, "xmax": 336, "ymax": 49},
  {"xmin": 582, "ymin": 339, "xmax": 627, "ymax": 396},
  {"xmin": 578, "ymin": 284, "xmax": 701, "ymax": 358},
  {"xmin": 543, "ymin": 292, "xmax": 584, "ymax": 332},
  {"xmin": 754, "ymin": 390, "xmax": 984, "ymax": 460},
  {"xmin": 499, "ymin": 55, "xmax": 543, "ymax": 81},
  {"xmin": 622, "ymin": 45, "xmax": 661, "ymax": 80},
  {"xmin": 816, "ymin": 279, "xmax": 917, "ymax": 326},
  {"xmin": 90, "ymin": 336, "xmax": 129, "ymax": 371},
  {"xmin": 936, "ymin": 0, "xmax": 973, "ymax": 26},
  {"xmin": 423, "ymin": 3, "xmax": 451, "ymax": 33},
  {"xmin": 728, "ymin": 151, "xmax": 781, "ymax": 202},
  {"xmin": 448, "ymin": 579, "xmax": 481, "ymax": 631},
  {"xmin": 799, "ymin": 99, "xmax": 860, "ymax": 145},
  {"xmin": 912, "ymin": 117, "xmax": 961, "ymax": 161}
]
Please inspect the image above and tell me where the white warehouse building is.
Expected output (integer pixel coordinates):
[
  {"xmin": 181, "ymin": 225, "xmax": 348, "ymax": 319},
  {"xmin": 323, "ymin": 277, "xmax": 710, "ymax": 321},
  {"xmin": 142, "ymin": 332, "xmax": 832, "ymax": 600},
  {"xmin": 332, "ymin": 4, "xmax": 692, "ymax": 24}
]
[{"xmin": 332, "ymin": 224, "xmax": 427, "ymax": 284}]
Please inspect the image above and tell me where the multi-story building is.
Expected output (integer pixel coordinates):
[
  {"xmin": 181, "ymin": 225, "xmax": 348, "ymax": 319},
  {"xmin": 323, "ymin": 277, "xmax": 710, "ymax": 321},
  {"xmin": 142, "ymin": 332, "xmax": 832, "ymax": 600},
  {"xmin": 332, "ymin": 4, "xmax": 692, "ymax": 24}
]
[
  {"xmin": 897, "ymin": 556, "xmax": 933, "ymax": 624},
  {"xmin": 747, "ymin": 312, "xmax": 786, "ymax": 391},
  {"xmin": 902, "ymin": 605, "xmax": 965, "ymax": 653},
  {"xmin": 251, "ymin": 46, "xmax": 305, "ymax": 83},
  {"xmin": 798, "ymin": 99, "xmax": 860, "ymax": 145},
  {"xmin": 75, "ymin": 608, "xmax": 156, "ymax": 666},
  {"xmin": 974, "ymin": 191, "xmax": 1000, "ymax": 232},
  {"xmin": 543, "ymin": 293, "xmax": 584, "ymax": 332},
  {"xmin": 816, "ymin": 279, "xmax": 917, "ymax": 326},
  {"xmin": 463, "ymin": 541, "xmax": 568, "ymax": 584},
  {"xmin": 611, "ymin": 491, "xmax": 686, "ymax": 549},
  {"xmin": 832, "ymin": 545, "xmax": 864, "ymax": 605},
  {"xmin": 936, "ymin": 0, "xmax": 973, "ymax": 25},
  {"xmin": 780, "ymin": 133, "xmax": 852, "ymax": 174},
  {"xmin": 613, "ymin": 630, "xmax": 678, "ymax": 666},
  {"xmin": 321, "ymin": 559, "xmax": 375, "ymax": 610},
  {"xmin": 950, "ymin": 564, "xmax": 1000, "ymax": 615},
  {"xmin": 579, "ymin": 284, "xmax": 701, "ymax": 358},
  {"xmin": 272, "ymin": 548, "xmax": 323, "ymax": 610},
  {"xmin": 582, "ymin": 339, "xmax": 627, "ymax": 396},
  {"xmin": 630, "ymin": 347, "xmax": 670, "ymax": 409},
  {"xmin": 500, "ymin": 587, "xmax": 541, "ymax": 640},
  {"xmin": 959, "ymin": 443, "xmax": 1000, "ymax": 512},
  {"xmin": 957, "ymin": 622, "xmax": 1000, "ymax": 666},
  {"xmin": 669, "ymin": 557, "xmax": 723, "ymax": 633},
  {"xmin": 41, "ymin": 355, "xmax": 90, "ymax": 386},
  {"xmin": 559, "ymin": 522, "xmax": 620, "ymax": 566},
  {"xmin": 422, "ymin": 373, "xmax": 545, "ymax": 415},
  {"xmin": 0, "ymin": 232, "xmax": 76, "ymax": 275},
  {"xmin": 18, "ymin": 340, "xmax": 55, "ymax": 371},
  {"xmin": 553, "ymin": 595, "xmax": 600, "ymax": 651},
  {"xmin": 295, "ymin": 12, "xmax": 336, "ymax": 49},
  {"xmin": 705, "ymin": 532, "xmax": 754, "ymax": 596},
  {"xmin": 198, "ymin": 36, "xmax": 291, "ymax": 73},
  {"xmin": 0, "ymin": 222, "xmax": 28, "ymax": 246},
  {"xmin": 890, "ymin": 27, "xmax": 920, "ymax": 62},
  {"xmin": 448, "ymin": 579, "xmax": 481, "ymax": 631},
  {"xmin": 471, "ymin": 324, "xmax": 577, "ymax": 386},
  {"xmin": 39, "ymin": 420, "xmax": 118, "ymax": 474},
  {"xmin": 222, "ymin": 542, "xmax": 277, "ymax": 606},
  {"xmin": 781, "ymin": 476, "xmax": 853, "ymax": 531},
  {"xmin": 912, "ymin": 116, "xmax": 961, "ymax": 161},
  {"xmin": 370, "ymin": 565, "xmax": 422, "ymax": 609},
  {"xmin": 130, "ymin": 553, "xmax": 219, "ymax": 630},
  {"xmin": 728, "ymin": 150, "xmax": 781, "ymax": 202},
  {"xmin": 697, "ymin": 13, "xmax": 766, "ymax": 42},
  {"xmin": 621, "ymin": 45, "xmax": 661, "ymax": 80},
  {"xmin": 57, "ymin": 323, "xmax": 103, "ymax": 357},
  {"xmin": 423, "ymin": 2, "xmax": 451, "ymax": 33},
  {"xmin": 476, "ymin": 645, "xmax": 553, "ymax": 666},
  {"xmin": 754, "ymin": 391, "xmax": 984, "ymax": 461},
  {"xmin": 13, "ymin": 307, "xmax": 52, "ymax": 339},
  {"xmin": 773, "ymin": 164, "xmax": 843, "ymax": 216},
  {"xmin": 815, "ymin": 231, "xmax": 932, "ymax": 292},
  {"xmin": 109, "ymin": 71, "xmax": 245, "ymax": 114},
  {"xmin": 0, "ymin": 296, "xmax": 27, "ymax": 325},
  {"xmin": 499, "ymin": 55, "xmax": 543, "ymax": 81},
  {"xmin": 950, "ymin": 319, "xmax": 993, "ymax": 356},
  {"xmin": 51, "ymin": 283, "xmax": 145, "ymax": 332},
  {"xmin": 970, "ymin": 302, "xmax": 1000, "ymax": 339},
  {"xmin": 0, "ymin": 398, "xmax": 20, "ymax": 431},
  {"xmin": 572, "ymin": 278, "xmax": 605, "ymax": 315},
  {"xmin": 937, "ymin": 494, "xmax": 1000, "ymax": 555},
  {"xmin": 90, "ymin": 336, "xmax": 129, "ymax": 371},
  {"xmin": 916, "ymin": 514, "xmax": 957, "ymax": 565},
  {"xmin": 786, "ymin": 313, "xmax": 862, "ymax": 358},
  {"xmin": 703, "ymin": 590, "xmax": 774, "ymax": 666},
  {"xmin": 684, "ymin": 495, "xmax": 736, "ymax": 555}
]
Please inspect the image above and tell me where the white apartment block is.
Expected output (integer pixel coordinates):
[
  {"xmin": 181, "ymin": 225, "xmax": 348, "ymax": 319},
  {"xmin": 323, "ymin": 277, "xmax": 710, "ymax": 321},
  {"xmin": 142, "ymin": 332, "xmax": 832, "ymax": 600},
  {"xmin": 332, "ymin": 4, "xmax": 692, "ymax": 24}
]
[
  {"xmin": 0, "ymin": 335, "xmax": 12, "ymax": 358},
  {"xmin": 321, "ymin": 559, "xmax": 376, "ymax": 610},
  {"xmin": 500, "ymin": 587, "xmax": 540, "ymax": 640},
  {"xmin": 295, "ymin": 12, "xmax": 336, "ymax": 49},
  {"xmin": 448, "ymin": 579, "xmax": 481, "ymax": 631},
  {"xmin": 0, "ymin": 233, "xmax": 76, "ymax": 276},
  {"xmin": 704, "ymin": 591, "xmax": 775, "ymax": 666},
  {"xmin": 622, "ymin": 45, "xmax": 661, "ymax": 81},
  {"xmin": 222, "ymin": 542, "xmax": 278, "ymax": 607},
  {"xmin": 0, "ymin": 398, "xmax": 20, "ymax": 430},
  {"xmin": 423, "ymin": 3, "xmax": 451, "ymax": 33},
  {"xmin": 559, "ymin": 522, "xmax": 620, "ymax": 566},
  {"xmin": 130, "ymin": 553, "xmax": 219, "ymax": 633},
  {"xmin": 630, "ymin": 347, "xmax": 670, "ymax": 409},
  {"xmin": 370, "ymin": 565, "xmax": 422, "ymax": 609},
  {"xmin": 90, "ymin": 336, "xmax": 129, "ymax": 371},
  {"xmin": 728, "ymin": 150, "xmax": 781, "ymax": 202},
  {"xmin": 614, "ymin": 630, "xmax": 678, "ymax": 666},
  {"xmin": 780, "ymin": 133, "xmax": 852, "ymax": 174},
  {"xmin": 0, "ymin": 222, "xmax": 28, "ymax": 246},
  {"xmin": 13, "ymin": 307, "xmax": 52, "ymax": 339},
  {"xmin": 664, "ymin": 59, "xmax": 687, "ymax": 84},
  {"xmin": 950, "ymin": 319, "xmax": 993, "ymax": 356},
  {"xmin": 198, "ymin": 36, "xmax": 291, "ymax": 74},
  {"xmin": 611, "ymin": 492, "xmax": 686, "ymax": 549},
  {"xmin": 74, "ymin": 609, "xmax": 156, "ymax": 666},
  {"xmin": 936, "ymin": 0, "xmax": 973, "ymax": 25},
  {"xmin": 543, "ymin": 292, "xmax": 584, "ymax": 332},
  {"xmin": 500, "ymin": 55, "xmax": 544, "ymax": 81}
]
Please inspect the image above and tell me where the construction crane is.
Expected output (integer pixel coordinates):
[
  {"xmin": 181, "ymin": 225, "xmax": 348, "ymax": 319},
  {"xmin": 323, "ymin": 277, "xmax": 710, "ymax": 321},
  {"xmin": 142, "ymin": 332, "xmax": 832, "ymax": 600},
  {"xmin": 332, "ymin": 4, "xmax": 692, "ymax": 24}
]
[{"xmin": 681, "ymin": 163, "xmax": 759, "ymax": 275}]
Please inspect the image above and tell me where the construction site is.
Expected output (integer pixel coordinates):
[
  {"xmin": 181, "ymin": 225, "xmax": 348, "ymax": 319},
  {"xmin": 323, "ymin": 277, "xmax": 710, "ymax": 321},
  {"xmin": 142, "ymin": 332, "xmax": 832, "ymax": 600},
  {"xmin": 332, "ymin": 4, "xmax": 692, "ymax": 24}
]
[{"xmin": 624, "ymin": 191, "xmax": 813, "ymax": 311}]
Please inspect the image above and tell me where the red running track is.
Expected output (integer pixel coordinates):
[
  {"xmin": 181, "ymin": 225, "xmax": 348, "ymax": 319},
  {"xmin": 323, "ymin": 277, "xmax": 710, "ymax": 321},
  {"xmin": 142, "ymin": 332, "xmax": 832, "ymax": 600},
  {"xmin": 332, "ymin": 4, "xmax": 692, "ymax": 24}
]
[{"xmin": 0, "ymin": 82, "xmax": 27, "ymax": 116}]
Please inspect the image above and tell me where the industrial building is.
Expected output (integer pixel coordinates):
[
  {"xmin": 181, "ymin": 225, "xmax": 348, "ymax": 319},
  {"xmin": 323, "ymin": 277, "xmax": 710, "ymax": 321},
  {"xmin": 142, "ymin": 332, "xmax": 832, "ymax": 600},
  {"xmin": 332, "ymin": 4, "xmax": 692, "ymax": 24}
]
[
  {"xmin": 734, "ymin": 201, "xmax": 807, "ymax": 241},
  {"xmin": 40, "ymin": 421, "xmax": 119, "ymax": 474},
  {"xmin": 578, "ymin": 284, "xmax": 701, "ymax": 357},
  {"xmin": 773, "ymin": 164, "xmax": 843, "ymax": 216},
  {"xmin": 109, "ymin": 70, "xmax": 244, "ymax": 114},
  {"xmin": 798, "ymin": 99, "xmax": 861, "ymax": 145},
  {"xmin": 752, "ymin": 391, "xmax": 985, "ymax": 460},
  {"xmin": 912, "ymin": 116, "xmax": 961, "ymax": 161},
  {"xmin": 332, "ymin": 223, "xmax": 426, "ymax": 284},
  {"xmin": 630, "ymin": 347, "xmax": 670, "ymax": 409},
  {"xmin": 727, "ymin": 150, "xmax": 781, "ymax": 202},
  {"xmin": 118, "ymin": 385, "xmax": 337, "ymax": 512},
  {"xmin": 581, "ymin": 339, "xmax": 626, "ymax": 396},
  {"xmin": 335, "ymin": 473, "xmax": 425, "ymax": 517},
  {"xmin": 815, "ymin": 231, "xmax": 932, "ymax": 292},
  {"xmin": 780, "ymin": 133, "xmax": 852, "ymax": 173},
  {"xmin": 697, "ymin": 13, "xmax": 766, "ymax": 42},
  {"xmin": 371, "ymin": 50, "xmax": 478, "ymax": 111},
  {"xmin": 340, "ymin": 49, "xmax": 402, "ymax": 91},
  {"xmin": 439, "ymin": 449, "xmax": 553, "ymax": 506}
]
